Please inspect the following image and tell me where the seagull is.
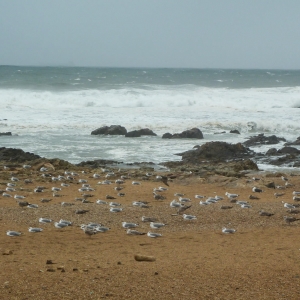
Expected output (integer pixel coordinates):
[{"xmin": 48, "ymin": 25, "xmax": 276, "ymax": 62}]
[
  {"xmin": 122, "ymin": 222, "xmax": 138, "ymax": 228},
  {"xmin": 150, "ymin": 222, "xmax": 166, "ymax": 229},
  {"xmin": 7, "ymin": 230, "xmax": 21, "ymax": 236},
  {"xmin": 132, "ymin": 181, "xmax": 141, "ymax": 185},
  {"xmin": 240, "ymin": 204, "xmax": 252, "ymax": 208},
  {"xmin": 39, "ymin": 218, "xmax": 53, "ymax": 223},
  {"xmin": 200, "ymin": 200, "xmax": 209, "ymax": 206},
  {"xmin": 93, "ymin": 173, "xmax": 101, "ymax": 178},
  {"xmin": 195, "ymin": 195, "xmax": 205, "ymax": 199},
  {"xmin": 225, "ymin": 192, "xmax": 239, "ymax": 199},
  {"xmin": 126, "ymin": 229, "xmax": 146, "ymax": 235},
  {"xmin": 147, "ymin": 232, "xmax": 162, "ymax": 238},
  {"xmin": 52, "ymin": 187, "xmax": 61, "ymax": 192},
  {"xmin": 183, "ymin": 214, "xmax": 197, "ymax": 220},
  {"xmin": 17, "ymin": 200, "xmax": 29, "ymax": 207},
  {"xmin": 259, "ymin": 210, "xmax": 274, "ymax": 217},
  {"xmin": 179, "ymin": 197, "xmax": 191, "ymax": 203},
  {"xmin": 110, "ymin": 207, "xmax": 123, "ymax": 213},
  {"xmin": 40, "ymin": 198, "xmax": 52, "ymax": 203},
  {"xmin": 59, "ymin": 220, "xmax": 72, "ymax": 226},
  {"xmin": 177, "ymin": 204, "xmax": 192, "ymax": 215},
  {"xmin": 83, "ymin": 227, "xmax": 97, "ymax": 237},
  {"xmin": 96, "ymin": 199, "xmax": 108, "ymax": 204},
  {"xmin": 252, "ymin": 186, "xmax": 263, "ymax": 193},
  {"xmin": 141, "ymin": 216, "xmax": 157, "ymax": 222},
  {"xmin": 156, "ymin": 175, "xmax": 169, "ymax": 186},
  {"xmin": 54, "ymin": 222, "xmax": 69, "ymax": 228},
  {"xmin": 283, "ymin": 202, "xmax": 296, "ymax": 209},
  {"xmin": 274, "ymin": 193, "xmax": 285, "ymax": 198},
  {"xmin": 132, "ymin": 201, "xmax": 149, "ymax": 208},
  {"xmin": 28, "ymin": 227, "xmax": 43, "ymax": 233},
  {"xmin": 153, "ymin": 193, "xmax": 165, "ymax": 200},
  {"xmin": 249, "ymin": 194, "xmax": 260, "ymax": 200},
  {"xmin": 293, "ymin": 191, "xmax": 300, "ymax": 195},
  {"xmin": 170, "ymin": 199, "xmax": 181, "ymax": 208},
  {"xmin": 27, "ymin": 204, "xmax": 38, "ymax": 208},
  {"xmin": 14, "ymin": 195, "xmax": 26, "ymax": 199},
  {"xmin": 96, "ymin": 226, "xmax": 110, "ymax": 233},
  {"xmin": 281, "ymin": 176, "xmax": 288, "ymax": 182},
  {"xmin": 75, "ymin": 209, "xmax": 89, "ymax": 214},
  {"xmin": 293, "ymin": 196, "xmax": 300, "ymax": 201},
  {"xmin": 6, "ymin": 187, "xmax": 15, "ymax": 192},
  {"xmin": 11, "ymin": 177, "xmax": 19, "ymax": 182},
  {"xmin": 174, "ymin": 193, "xmax": 185, "ymax": 197},
  {"xmin": 109, "ymin": 201, "xmax": 121, "ymax": 206},
  {"xmin": 222, "ymin": 227, "xmax": 236, "ymax": 234},
  {"xmin": 284, "ymin": 216, "xmax": 300, "ymax": 225},
  {"xmin": 220, "ymin": 205, "xmax": 233, "ymax": 209}
]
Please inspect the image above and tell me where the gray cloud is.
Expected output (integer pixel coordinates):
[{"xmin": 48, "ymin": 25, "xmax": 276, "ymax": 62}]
[{"xmin": 1, "ymin": 0, "xmax": 300, "ymax": 68}]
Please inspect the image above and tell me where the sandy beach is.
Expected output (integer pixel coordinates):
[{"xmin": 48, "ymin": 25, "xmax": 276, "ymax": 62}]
[{"xmin": 1, "ymin": 163, "xmax": 300, "ymax": 300}]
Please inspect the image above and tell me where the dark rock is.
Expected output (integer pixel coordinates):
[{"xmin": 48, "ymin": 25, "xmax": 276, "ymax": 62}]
[
  {"xmin": 278, "ymin": 147, "xmax": 300, "ymax": 155},
  {"xmin": 266, "ymin": 148, "xmax": 278, "ymax": 156},
  {"xmin": 125, "ymin": 130, "xmax": 141, "ymax": 138},
  {"xmin": 285, "ymin": 137, "xmax": 300, "ymax": 146},
  {"xmin": 91, "ymin": 125, "xmax": 127, "ymax": 136},
  {"xmin": 0, "ymin": 132, "xmax": 12, "ymax": 136},
  {"xmin": 162, "ymin": 133, "xmax": 173, "ymax": 139},
  {"xmin": 179, "ymin": 141, "xmax": 253, "ymax": 163},
  {"xmin": 138, "ymin": 128, "xmax": 157, "ymax": 136},
  {"xmin": 162, "ymin": 128, "xmax": 203, "ymax": 139},
  {"xmin": 0, "ymin": 147, "xmax": 41, "ymax": 162},
  {"xmin": 230, "ymin": 130, "xmax": 240, "ymax": 134},
  {"xmin": 243, "ymin": 134, "xmax": 286, "ymax": 147}
]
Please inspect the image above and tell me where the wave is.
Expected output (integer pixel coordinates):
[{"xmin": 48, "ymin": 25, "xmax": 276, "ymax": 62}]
[{"xmin": 1, "ymin": 85, "xmax": 300, "ymax": 111}]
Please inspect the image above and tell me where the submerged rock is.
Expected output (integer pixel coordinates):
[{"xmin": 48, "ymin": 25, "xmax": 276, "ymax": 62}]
[
  {"xmin": 162, "ymin": 128, "xmax": 203, "ymax": 139},
  {"xmin": 125, "ymin": 128, "xmax": 157, "ymax": 137},
  {"xmin": 243, "ymin": 133, "xmax": 286, "ymax": 147},
  {"xmin": 91, "ymin": 125, "xmax": 127, "ymax": 136},
  {"xmin": 0, "ymin": 132, "xmax": 12, "ymax": 136}
]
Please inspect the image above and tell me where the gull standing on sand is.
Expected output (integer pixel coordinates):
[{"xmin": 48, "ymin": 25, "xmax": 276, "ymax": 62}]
[
  {"xmin": 150, "ymin": 222, "xmax": 166, "ymax": 229},
  {"xmin": 252, "ymin": 187, "xmax": 263, "ymax": 193},
  {"xmin": 282, "ymin": 202, "xmax": 296, "ymax": 209},
  {"xmin": 222, "ymin": 227, "xmax": 236, "ymax": 234},
  {"xmin": 28, "ymin": 227, "xmax": 43, "ymax": 233},
  {"xmin": 39, "ymin": 218, "xmax": 53, "ymax": 223},
  {"xmin": 126, "ymin": 229, "xmax": 146, "ymax": 235},
  {"xmin": 110, "ymin": 207, "xmax": 123, "ymax": 213},
  {"xmin": 7, "ymin": 230, "xmax": 21, "ymax": 237},
  {"xmin": 225, "ymin": 192, "xmax": 239, "ymax": 199},
  {"xmin": 122, "ymin": 222, "xmax": 139, "ymax": 228},
  {"xmin": 183, "ymin": 214, "xmax": 197, "ymax": 220},
  {"xmin": 147, "ymin": 232, "xmax": 162, "ymax": 238}
]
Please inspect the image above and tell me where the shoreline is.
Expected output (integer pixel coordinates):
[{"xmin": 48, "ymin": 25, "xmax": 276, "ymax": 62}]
[{"xmin": 1, "ymin": 145, "xmax": 300, "ymax": 298}]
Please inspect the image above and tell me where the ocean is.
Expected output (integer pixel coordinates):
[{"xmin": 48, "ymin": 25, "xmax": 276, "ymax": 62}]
[{"xmin": 0, "ymin": 66, "xmax": 300, "ymax": 170}]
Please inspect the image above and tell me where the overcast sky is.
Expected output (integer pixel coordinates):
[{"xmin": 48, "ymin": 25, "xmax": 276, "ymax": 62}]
[{"xmin": 0, "ymin": 0, "xmax": 299, "ymax": 69}]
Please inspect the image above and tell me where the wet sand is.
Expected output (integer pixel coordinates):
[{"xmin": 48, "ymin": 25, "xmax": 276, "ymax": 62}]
[{"xmin": 1, "ymin": 165, "xmax": 300, "ymax": 299}]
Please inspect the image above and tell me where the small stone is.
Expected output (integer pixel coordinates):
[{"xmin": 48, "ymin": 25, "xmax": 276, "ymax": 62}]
[
  {"xmin": 2, "ymin": 250, "xmax": 13, "ymax": 255},
  {"xmin": 117, "ymin": 261, "xmax": 122, "ymax": 265},
  {"xmin": 46, "ymin": 260, "xmax": 53, "ymax": 264},
  {"xmin": 154, "ymin": 272, "xmax": 159, "ymax": 275},
  {"xmin": 134, "ymin": 254, "xmax": 156, "ymax": 262},
  {"xmin": 73, "ymin": 268, "xmax": 78, "ymax": 272},
  {"xmin": 46, "ymin": 268, "xmax": 55, "ymax": 272}
]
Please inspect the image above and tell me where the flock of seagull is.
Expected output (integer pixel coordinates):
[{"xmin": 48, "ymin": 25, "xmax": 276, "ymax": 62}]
[{"xmin": 2, "ymin": 165, "xmax": 300, "ymax": 238}]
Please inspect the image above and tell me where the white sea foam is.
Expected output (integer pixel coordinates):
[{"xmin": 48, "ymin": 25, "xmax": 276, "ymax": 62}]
[{"xmin": 1, "ymin": 83, "xmax": 300, "ymax": 167}]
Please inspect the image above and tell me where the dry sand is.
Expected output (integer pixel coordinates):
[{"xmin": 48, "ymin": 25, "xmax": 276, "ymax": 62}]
[{"xmin": 1, "ymin": 166, "xmax": 300, "ymax": 299}]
